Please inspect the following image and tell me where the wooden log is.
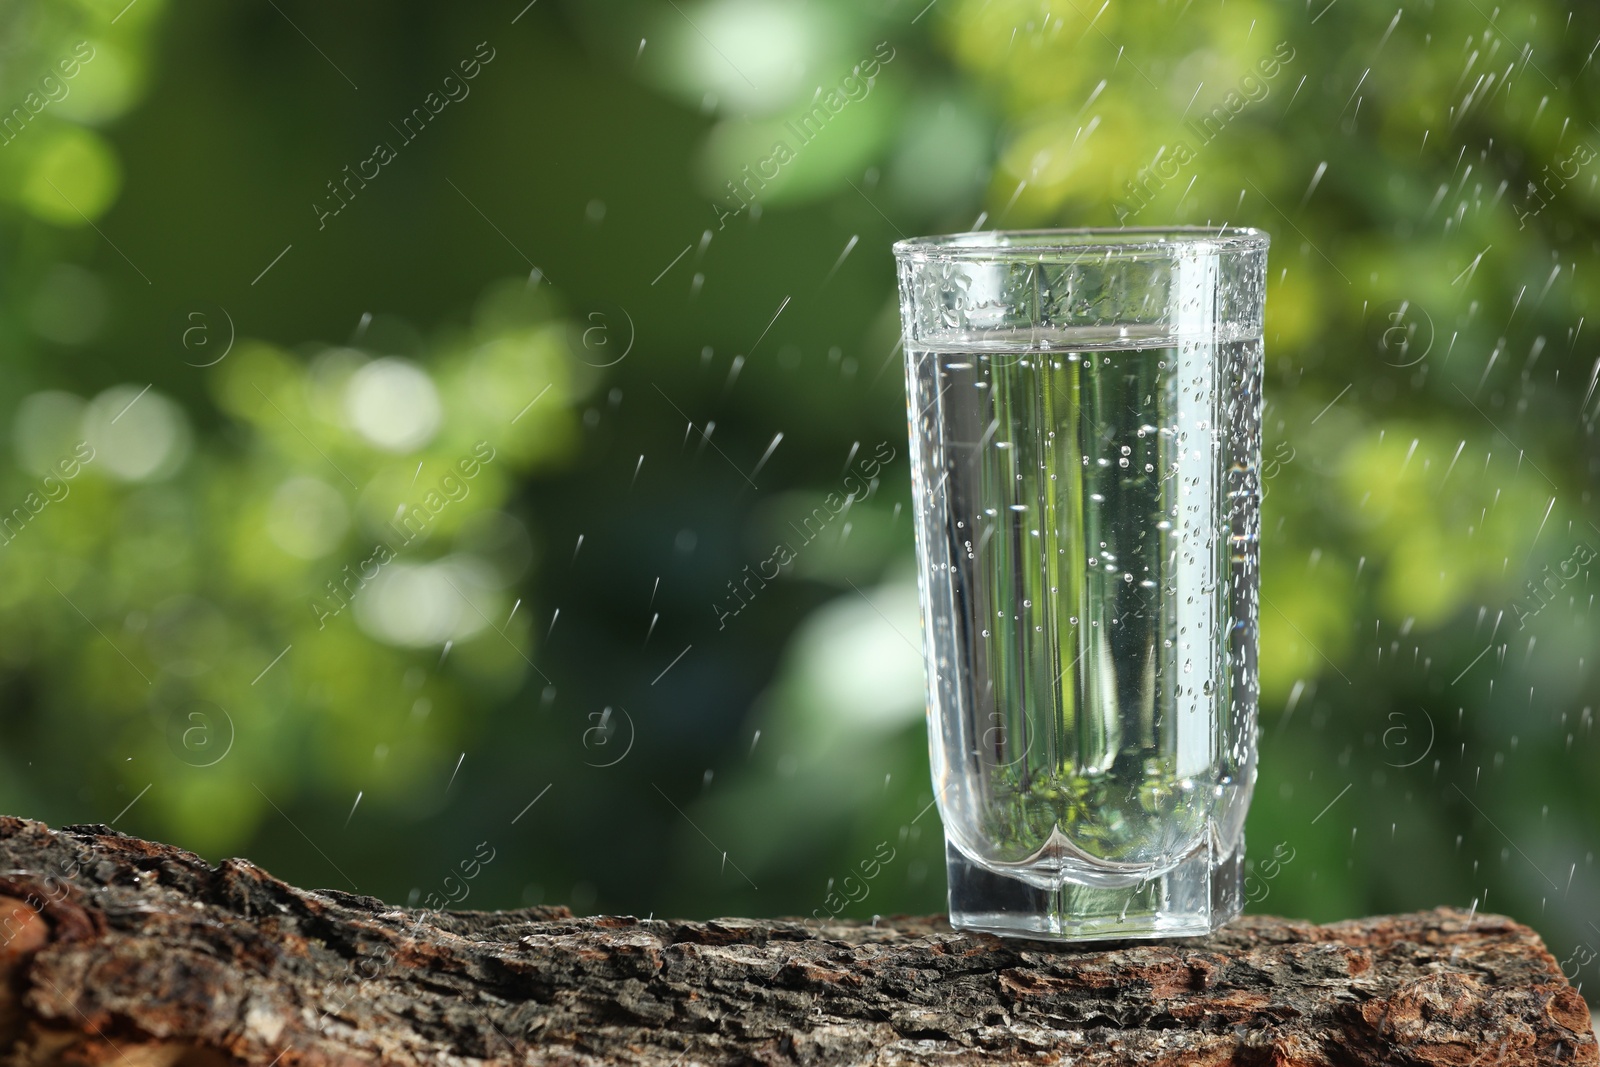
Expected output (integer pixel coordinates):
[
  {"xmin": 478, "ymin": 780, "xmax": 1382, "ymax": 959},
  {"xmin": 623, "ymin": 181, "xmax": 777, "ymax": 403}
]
[{"xmin": 0, "ymin": 816, "xmax": 1592, "ymax": 1066}]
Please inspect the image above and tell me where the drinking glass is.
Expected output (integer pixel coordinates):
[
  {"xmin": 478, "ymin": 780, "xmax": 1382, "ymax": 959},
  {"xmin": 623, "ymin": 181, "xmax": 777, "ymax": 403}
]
[{"xmin": 895, "ymin": 227, "xmax": 1268, "ymax": 940}]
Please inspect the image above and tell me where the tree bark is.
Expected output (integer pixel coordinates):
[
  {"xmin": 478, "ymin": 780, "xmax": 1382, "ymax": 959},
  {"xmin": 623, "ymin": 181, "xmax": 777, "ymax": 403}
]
[{"xmin": 0, "ymin": 817, "xmax": 1592, "ymax": 1066}]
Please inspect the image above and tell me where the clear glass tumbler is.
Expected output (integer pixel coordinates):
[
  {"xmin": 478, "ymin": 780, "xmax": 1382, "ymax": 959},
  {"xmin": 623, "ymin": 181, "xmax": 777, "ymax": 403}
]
[{"xmin": 895, "ymin": 228, "xmax": 1268, "ymax": 941}]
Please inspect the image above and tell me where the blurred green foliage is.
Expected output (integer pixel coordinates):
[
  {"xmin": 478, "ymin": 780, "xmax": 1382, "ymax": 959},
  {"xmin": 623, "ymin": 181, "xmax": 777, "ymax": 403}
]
[{"xmin": 0, "ymin": 0, "xmax": 1597, "ymax": 1003}]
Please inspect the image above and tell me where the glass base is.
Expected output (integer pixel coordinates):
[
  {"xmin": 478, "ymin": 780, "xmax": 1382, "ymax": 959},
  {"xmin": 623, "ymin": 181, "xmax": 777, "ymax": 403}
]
[{"xmin": 945, "ymin": 831, "xmax": 1243, "ymax": 942}]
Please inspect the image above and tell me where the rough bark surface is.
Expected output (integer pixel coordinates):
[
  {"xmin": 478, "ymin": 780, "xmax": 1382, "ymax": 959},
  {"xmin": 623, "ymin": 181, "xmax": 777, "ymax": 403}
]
[{"xmin": 0, "ymin": 817, "xmax": 1592, "ymax": 1066}]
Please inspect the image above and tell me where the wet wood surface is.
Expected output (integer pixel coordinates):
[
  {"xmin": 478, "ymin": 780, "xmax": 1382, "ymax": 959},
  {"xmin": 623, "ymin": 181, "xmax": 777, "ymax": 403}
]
[{"xmin": 0, "ymin": 817, "xmax": 1593, "ymax": 1065}]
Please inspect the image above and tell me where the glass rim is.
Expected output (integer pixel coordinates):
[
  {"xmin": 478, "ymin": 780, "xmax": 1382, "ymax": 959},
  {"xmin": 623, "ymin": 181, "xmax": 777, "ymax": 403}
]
[{"xmin": 893, "ymin": 226, "xmax": 1270, "ymax": 261}]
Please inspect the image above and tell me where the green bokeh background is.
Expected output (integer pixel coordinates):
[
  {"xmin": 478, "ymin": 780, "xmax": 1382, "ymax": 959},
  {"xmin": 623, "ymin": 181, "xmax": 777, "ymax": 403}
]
[{"xmin": 1, "ymin": 0, "xmax": 1596, "ymax": 1003}]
